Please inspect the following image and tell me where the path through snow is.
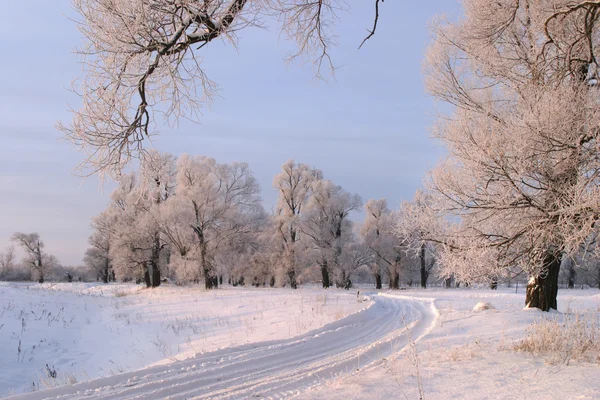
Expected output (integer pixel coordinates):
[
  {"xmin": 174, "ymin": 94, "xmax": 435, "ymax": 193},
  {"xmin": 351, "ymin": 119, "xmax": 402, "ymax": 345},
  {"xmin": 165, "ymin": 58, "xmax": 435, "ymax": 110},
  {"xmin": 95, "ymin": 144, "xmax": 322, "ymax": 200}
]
[{"xmin": 6, "ymin": 293, "xmax": 436, "ymax": 400}]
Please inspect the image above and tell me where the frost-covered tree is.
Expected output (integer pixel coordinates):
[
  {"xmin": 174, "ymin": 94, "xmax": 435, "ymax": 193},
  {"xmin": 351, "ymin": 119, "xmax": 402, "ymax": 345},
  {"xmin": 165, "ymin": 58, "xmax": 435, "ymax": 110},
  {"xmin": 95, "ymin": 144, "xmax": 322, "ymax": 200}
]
[
  {"xmin": 175, "ymin": 155, "xmax": 263, "ymax": 289},
  {"xmin": 396, "ymin": 191, "xmax": 439, "ymax": 289},
  {"xmin": 421, "ymin": 0, "xmax": 600, "ymax": 311},
  {"xmin": 273, "ymin": 160, "xmax": 319, "ymax": 288},
  {"xmin": 10, "ymin": 233, "xmax": 59, "ymax": 283},
  {"xmin": 107, "ymin": 162, "xmax": 172, "ymax": 287},
  {"xmin": 59, "ymin": 0, "xmax": 383, "ymax": 177},
  {"xmin": 85, "ymin": 211, "xmax": 115, "ymax": 283},
  {"xmin": 0, "ymin": 246, "xmax": 15, "ymax": 280},
  {"xmin": 360, "ymin": 199, "xmax": 403, "ymax": 289},
  {"xmin": 302, "ymin": 179, "xmax": 362, "ymax": 288}
]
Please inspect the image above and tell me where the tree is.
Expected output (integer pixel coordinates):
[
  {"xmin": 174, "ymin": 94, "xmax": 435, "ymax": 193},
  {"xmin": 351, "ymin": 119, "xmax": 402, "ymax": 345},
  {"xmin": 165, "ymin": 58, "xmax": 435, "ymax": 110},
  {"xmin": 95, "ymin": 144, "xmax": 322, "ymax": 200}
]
[
  {"xmin": 85, "ymin": 211, "xmax": 115, "ymax": 283},
  {"xmin": 302, "ymin": 179, "xmax": 362, "ymax": 288},
  {"xmin": 273, "ymin": 160, "xmax": 319, "ymax": 288},
  {"xmin": 360, "ymin": 199, "xmax": 403, "ymax": 289},
  {"xmin": 175, "ymin": 155, "xmax": 263, "ymax": 289},
  {"xmin": 420, "ymin": 0, "xmax": 600, "ymax": 311},
  {"xmin": 396, "ymin": 191, "xmax": 439, "ymax": 289},
  {"xmin": 107, "ymin": 170, "xmax": 170, "ymax": 287},
  {"xmin": 60, "ymin": 0, "xmax": 383, "ymax": 178},
  {"xmin": 0, "ymin": 246, "xmax": 15, "ymax": 280},
  {"xmin": 11, "ymin": 233, "xmax": 59, "ymax": 283}
]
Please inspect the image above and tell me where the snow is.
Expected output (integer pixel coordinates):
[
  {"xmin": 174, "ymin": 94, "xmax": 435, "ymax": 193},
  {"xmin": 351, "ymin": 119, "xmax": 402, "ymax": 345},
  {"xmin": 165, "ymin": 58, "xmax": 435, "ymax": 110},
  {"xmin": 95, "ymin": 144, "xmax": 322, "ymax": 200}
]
[
  {"xmin": 298, "ymin": 288, "xmax": 600, "ymax": 400},
  {"xmin": 2, "ymin": 284, "xmax": 600, "ymax": 399},
  {"xmin": 472, "ymin": 301, "xmax": 494, "ymax": 312},
  {"xmin": 0, "ymin": 282, "xmax": 370, "ymax": 397}
]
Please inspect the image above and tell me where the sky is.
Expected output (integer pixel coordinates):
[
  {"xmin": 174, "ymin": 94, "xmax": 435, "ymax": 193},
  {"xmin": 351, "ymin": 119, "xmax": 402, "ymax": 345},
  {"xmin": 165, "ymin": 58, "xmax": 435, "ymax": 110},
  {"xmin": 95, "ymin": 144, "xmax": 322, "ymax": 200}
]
[{"xmin": 0, "ymin": 1, "xmax": 461, "ymax": 266}]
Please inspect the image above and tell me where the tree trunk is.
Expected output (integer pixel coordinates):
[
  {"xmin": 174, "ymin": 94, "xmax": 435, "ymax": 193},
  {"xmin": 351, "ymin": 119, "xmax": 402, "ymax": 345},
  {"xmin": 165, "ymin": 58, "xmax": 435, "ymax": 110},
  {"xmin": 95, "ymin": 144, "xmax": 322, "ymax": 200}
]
[
  {"xmin": 526, "ymin": 251, "xmax": 561, "ymax": 311},
  {"xmin": 102, "ymin": 258, "xmax": 109, "ymax": 284},
  {"xmin": 144, "ymin": 266, "xmax": 151, "ymax": 288},
  {"xmin": 444, "ymin": 276, "xmax": 452, "ymax": 288},
  {"xmin": 321, "ymin": 261, "xmax": 330, "ymax": 288},
  {"xmin": 567, "ymin": 260, "xmax": 575, "ymax": 289},
  {"xmin": 389, "ymin": 270, "xmax": 399, "ymax": 290},
  {"xmin": 374, "ymin": 271, "xmax": 382, "ymax": 289},
  {"xmin": 288, "ymin": 269, "xmax": 297, "ymax": 289},
  {"xmin": 420, "ymin": 243, "xmax": 428, "ymax": 288}
]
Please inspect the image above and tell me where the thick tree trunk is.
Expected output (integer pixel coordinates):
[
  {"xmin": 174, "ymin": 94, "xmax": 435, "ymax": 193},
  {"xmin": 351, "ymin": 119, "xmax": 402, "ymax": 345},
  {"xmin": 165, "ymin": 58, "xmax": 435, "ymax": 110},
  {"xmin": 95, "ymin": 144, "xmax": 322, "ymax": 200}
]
[
  {"xmin": 321, "ymin": 260, "xmax": 330, "ymax": 288},
  {"xmin": 288, "ymin": 269, "xmax": 297, "ymax": 289},
  {"xmin": 526, "ymin": 251, "xmax": 561, "ymax": 311},
  {"xmin": 420, "ymin": 244, "xmax": 428, "ymax": 288},
  {"xmin": 144, "ymin": 267, "xmax": 151, "ymax": 288},
  {"xmin": 38, "ymin": 274, "xmax": 44, "ymax": 284},
  {"xmin": 388, "ymin": 270, "xmax": 400, "ymax": 290},
  {"xmin": 566, "ymin": 261, "xmax": 575, "ymax": 289},
  {"xmin": 102, "ymin": 258, "xmax": 109, "ymax": 284},
  {"xmin": 374, "ymin": 272, "xmax": 382, "ymax": 289}
]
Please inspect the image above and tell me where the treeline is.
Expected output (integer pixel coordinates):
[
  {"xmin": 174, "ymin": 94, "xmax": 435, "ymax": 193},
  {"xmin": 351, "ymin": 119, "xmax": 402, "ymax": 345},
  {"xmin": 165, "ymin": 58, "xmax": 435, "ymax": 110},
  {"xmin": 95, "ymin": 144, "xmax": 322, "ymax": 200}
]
[{"xmin": 82, "ymin": 152, "xmax": 437, "ymax": 289}]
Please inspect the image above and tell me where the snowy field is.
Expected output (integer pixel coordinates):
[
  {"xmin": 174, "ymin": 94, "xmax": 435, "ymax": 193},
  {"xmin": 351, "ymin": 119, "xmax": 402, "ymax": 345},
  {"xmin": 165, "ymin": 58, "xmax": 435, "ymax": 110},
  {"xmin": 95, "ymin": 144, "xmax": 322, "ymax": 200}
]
[{"xmin": 1, "ymin": 284, "xmax": 599, "ymax": 399}]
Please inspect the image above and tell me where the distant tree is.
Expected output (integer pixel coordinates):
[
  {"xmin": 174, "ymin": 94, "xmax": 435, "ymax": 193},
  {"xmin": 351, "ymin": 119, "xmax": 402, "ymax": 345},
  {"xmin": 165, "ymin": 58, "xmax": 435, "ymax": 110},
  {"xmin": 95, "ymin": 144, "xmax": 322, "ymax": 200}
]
[
  {"xmin": 396, "ymin": 191, "xmax": 438, "ymax": 289},
  {"xmin": 273, "ymin": 160, "xmax": 319, "ymax": 288},
  {"xmin": 174, "ymin": 155, "xmax": 263, "ymax": 289},
  {"xmin": 10, "ymin": 233, "xmax": 59, "ymax": 283},
  {"xmin": 360, "ymin": 199, "xmax": 404, "ymax": 290},
  {"xmin": 302, "ymin": 179, "xmax": 362, "ymax": 289},
  {"xmin": 0, "ymin": 246, "xmax": 15, "ymax": 280},
  {"xmin": 85, "ymin": 211, "xmax": 114, "ymax": 283}
]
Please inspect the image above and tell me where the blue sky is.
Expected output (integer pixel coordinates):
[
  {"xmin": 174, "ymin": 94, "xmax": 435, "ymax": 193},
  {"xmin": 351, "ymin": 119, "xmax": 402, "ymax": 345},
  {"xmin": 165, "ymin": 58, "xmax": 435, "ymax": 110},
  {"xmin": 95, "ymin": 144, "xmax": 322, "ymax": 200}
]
[{"xmin": 0, "ymin": 1, "xmax": 461, "ymax": 265}]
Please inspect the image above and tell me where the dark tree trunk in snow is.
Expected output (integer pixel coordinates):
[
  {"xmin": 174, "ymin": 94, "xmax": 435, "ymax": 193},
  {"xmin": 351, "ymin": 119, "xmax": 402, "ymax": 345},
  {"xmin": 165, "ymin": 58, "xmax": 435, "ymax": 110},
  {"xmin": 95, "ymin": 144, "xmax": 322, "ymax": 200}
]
[
  {"xmin": 389, "ymin": 270, "xmax": 399, "ymax": 290},
  {"xmin": 420, "ymin": 243, "xmax": 428, "ymax": 288},
  {"xmin": 144, "ymin": 267, "xmax": 151, "ymax": 288},
  {"xmin": 566, "ymin": 260, "xmax": 576, "ymax": 289},
  {"xmin": 102, "ymin": 258, "xmax": 109, "ymax": 284},
  {"xmin": 288, "ymin": 269, "xmax": 297, "ymax": 289},
  {"xmin": 526, "ymin": 251, "xmax": 561, "ymax": 311},
  {"xmin": 374, "ymin": 272, "xmax": 382, "ymax": 289},
  {"xmin": 320, "ymin": 261, "xmax": 330, "ymax": 288}
]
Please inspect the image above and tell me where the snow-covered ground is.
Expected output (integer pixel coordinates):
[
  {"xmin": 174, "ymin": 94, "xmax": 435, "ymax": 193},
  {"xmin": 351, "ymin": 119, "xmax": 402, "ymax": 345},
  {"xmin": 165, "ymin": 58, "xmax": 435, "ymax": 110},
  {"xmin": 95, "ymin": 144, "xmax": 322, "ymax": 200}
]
[
  {"xmin": 0, "ymin": 282, "xmax": 370, "ymax": 397},
  {"xmin": 298, "ymin": 288, "xmax": 600, "ymax": 400},
  {"xmin": 1, "ymin": 284, "xmax": 599, "ymax": 399}
]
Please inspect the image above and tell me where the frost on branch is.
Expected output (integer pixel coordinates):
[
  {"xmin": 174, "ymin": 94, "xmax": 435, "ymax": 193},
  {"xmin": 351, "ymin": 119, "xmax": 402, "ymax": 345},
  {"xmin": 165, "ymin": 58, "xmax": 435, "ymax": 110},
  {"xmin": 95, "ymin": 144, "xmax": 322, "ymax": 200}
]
[
  {"xmin": 58, "ymin": 0, "xmax": 385, "ymax": 178},
  {"xmin": 418, "ymin": 0, "xmax": 600, "ymax": 310}
]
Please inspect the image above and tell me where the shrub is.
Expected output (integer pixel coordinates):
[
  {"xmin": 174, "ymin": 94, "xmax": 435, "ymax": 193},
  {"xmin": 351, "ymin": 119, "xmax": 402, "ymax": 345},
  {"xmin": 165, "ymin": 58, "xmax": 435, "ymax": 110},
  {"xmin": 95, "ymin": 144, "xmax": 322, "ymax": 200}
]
[{"xmin": 513, "ymin": 313, "xmax": 600, "ymax": 364}]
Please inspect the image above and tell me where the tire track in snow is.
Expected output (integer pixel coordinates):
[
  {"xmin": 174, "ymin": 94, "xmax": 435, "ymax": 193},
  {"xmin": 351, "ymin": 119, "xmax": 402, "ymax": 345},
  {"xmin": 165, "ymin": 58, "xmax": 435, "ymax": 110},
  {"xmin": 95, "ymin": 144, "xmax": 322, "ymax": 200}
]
[{"xmin": 7, "ymin": 294, "xmax": 437, "ymax": 400}]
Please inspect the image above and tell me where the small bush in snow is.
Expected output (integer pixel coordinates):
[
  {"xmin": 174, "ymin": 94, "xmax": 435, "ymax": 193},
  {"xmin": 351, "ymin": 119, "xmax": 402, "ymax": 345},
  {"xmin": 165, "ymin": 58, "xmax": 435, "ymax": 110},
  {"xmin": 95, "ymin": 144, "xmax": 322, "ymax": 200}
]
[
  {"xmin": 513, "ymin": 313, "xmax": 600, "ymax": 364},
  {"xmin": 472, "ymin": 302, "xmax": 494, "ymax": 312}
]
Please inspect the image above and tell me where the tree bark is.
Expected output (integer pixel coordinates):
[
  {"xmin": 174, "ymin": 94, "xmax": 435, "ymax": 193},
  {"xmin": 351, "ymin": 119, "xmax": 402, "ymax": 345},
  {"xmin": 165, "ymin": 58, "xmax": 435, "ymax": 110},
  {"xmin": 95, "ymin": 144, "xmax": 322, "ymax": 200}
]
[
  {"xmin": 374, "ymin": 271, "xmax": 382, "ymax": 289},
  {"xmin": 288, "ymin": 268, "xmax": 297, "ymax": 289},
  {"xmin": 526, "ymin": 251, "xmax": 561, "ymax": 311},
  {"xmin": 420, "ymin": 243, "xmax": 428, "ymax": 288},
  {"xmin": 389, "ymin": 271, "xmax": 399, "ymax": 290},
  {"xmin": 321, "ymin": 261, "xmax": 330, "ymax": 288},
  {"xmin": 102, "ymin": 258, "xmax": 109, "ymax": 284}
]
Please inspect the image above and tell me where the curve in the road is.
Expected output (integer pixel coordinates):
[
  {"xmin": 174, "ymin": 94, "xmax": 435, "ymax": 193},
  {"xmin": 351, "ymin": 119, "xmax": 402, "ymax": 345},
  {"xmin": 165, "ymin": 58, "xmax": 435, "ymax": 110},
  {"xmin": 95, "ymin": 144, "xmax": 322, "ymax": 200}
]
[{"xmin": 7, "ymin": 293, "xmax": 437, "ymax": 400}]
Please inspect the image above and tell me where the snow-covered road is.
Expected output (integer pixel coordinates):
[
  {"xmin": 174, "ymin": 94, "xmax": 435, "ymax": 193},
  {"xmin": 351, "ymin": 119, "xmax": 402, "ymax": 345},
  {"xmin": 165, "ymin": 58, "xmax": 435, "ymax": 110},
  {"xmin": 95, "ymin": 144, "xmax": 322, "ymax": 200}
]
[{"xmin": 6, "ymin": 294, "xmax": 437, "ymax": 400}]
